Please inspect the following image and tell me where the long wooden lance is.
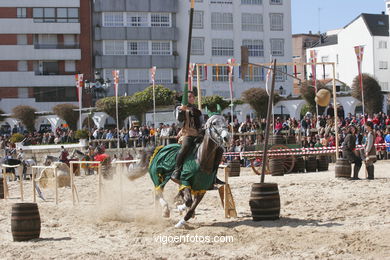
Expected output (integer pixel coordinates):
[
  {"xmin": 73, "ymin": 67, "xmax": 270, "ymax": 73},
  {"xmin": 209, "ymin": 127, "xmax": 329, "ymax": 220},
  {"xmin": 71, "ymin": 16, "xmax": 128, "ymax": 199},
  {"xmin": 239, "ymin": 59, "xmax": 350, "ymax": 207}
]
[{"xmin": 182, "ymin": 0, "xmax": 195, "ymax": 106}]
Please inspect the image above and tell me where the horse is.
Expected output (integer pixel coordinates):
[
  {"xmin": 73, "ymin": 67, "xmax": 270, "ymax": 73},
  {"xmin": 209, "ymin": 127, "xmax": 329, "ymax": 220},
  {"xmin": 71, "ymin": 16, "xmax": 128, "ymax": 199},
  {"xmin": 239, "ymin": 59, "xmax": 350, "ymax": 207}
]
[
  {"xmin": 147, "ymin": 115, "xmax": 231, "ymax": 228},
  {"xmin": 0, "ymin": 157, "xmax": 22, "ymax": 180},
  {"xmin": 69, "ymin": 149, "xmax": 92, "ymax": 175}
]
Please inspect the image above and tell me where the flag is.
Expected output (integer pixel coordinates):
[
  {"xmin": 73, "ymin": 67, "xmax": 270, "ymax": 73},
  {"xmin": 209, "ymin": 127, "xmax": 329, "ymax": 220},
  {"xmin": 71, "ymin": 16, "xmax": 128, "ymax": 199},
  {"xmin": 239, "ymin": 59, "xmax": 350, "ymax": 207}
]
[
  {"xmin": 112, "ymin": 70, "xmax": 120, "ymax": 96},
  {"xmin": 75, "ymin": 74, "xmax": 83, "ymax": 102},
  {"xmin": 354, "ymin": 45, "xmax": 365, "ymax": 90},
  {"xmin": 188, "ymin": 63, "xmax": 195, "ymax": 91},
  {"xmin": 150, "ymin": 66, "xmax": 156, "ymax": 84},
  {"xmin": 265, "ymin": 60, "xmax": 273, "ymax": 96},
  {"xmin": 227, "ymin": 58, "xmax": 235, "ymax": 99},
  {"xmin": 310, "ymin": 50, "xmax": 317, "ymax": 91}
]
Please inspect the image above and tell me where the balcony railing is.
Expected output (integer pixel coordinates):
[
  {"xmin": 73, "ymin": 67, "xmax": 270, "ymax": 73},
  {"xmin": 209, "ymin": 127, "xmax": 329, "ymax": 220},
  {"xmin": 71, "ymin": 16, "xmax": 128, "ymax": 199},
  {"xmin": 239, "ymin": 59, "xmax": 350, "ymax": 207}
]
[{"xmin": 34, "ymin": 43, "xmax": 80, "ymax": 49}]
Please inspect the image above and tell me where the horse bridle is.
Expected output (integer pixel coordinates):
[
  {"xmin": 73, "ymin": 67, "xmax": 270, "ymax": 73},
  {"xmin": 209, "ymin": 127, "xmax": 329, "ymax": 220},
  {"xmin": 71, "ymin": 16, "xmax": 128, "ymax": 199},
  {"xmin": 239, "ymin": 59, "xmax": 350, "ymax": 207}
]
[{"xmin": 208, "ymin": 122, "xmax": 227, "ymax": 146}]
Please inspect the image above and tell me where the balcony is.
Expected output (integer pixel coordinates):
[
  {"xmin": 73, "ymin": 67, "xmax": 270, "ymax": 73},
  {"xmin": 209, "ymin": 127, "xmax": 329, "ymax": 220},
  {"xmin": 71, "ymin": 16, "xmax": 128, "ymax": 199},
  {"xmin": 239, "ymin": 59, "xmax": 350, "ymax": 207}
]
[
  {"xmin": 94, "ymin": 0, "xmax": 177, "ymax": 12},
  {"xmin": 95, "ymin": 55, "xmax": 179, "ymax": 69},
  {"xmin": 95, "ymin": 27, "xmax": 178, "ymax": 41},
  {"xmin": 0, "ymin": 72, "xmax": 76, "ymax": 87},
  {"xmin": 0, "ymin": 19, "xmax": 80, "ymax": 34},
  {"xmin": 34, "ymin": 43, "xmax": 80, "ymax": 49},
  {"xmin": 0, "ymin": 45, "xmax": 81, "ymax": 60},
  {"xmin": 0, "ymin": 0, "xmax": 79, "ymax": 7}
]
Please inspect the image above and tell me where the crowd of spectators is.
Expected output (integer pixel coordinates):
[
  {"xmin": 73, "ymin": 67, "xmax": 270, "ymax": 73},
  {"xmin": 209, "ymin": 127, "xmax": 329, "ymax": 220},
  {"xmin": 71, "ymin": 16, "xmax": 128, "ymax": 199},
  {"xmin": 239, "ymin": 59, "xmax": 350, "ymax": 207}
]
[{"xmin": 2, "ymin": 108, "xmax": 390, "ymax": 161}]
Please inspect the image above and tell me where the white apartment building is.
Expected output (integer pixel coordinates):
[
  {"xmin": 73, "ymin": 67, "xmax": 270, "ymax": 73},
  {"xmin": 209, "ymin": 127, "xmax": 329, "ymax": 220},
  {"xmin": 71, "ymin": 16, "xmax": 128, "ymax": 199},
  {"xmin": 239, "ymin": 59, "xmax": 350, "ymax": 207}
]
[
  {"xmin": 306, "ymin": 5, "xmax": 390, "ymax": 93},
  {"xmin": 174, "ymin": 0, "xmax": 293, "ymax": 99}
]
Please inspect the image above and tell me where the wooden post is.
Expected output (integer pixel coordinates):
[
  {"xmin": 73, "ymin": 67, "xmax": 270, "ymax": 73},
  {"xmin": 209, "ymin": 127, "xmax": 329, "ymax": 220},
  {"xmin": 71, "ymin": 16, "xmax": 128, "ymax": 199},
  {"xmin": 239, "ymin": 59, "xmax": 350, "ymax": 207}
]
[
  {"xmin": 224, "ymin": 167, "xmax": 228, "ymax": 218},
  {"xmin": 2, "ymin": 169, "xmax": 7, "ymax": 200},
  {"xmin": 19, "ymin": 166, "xmax": 24, "ymax": 201},
  {"xmin": 70, "ymin": 162, "xmax": 75, "ymax": 205},
  {"xmin": 119, "ymin": 163, "xmax": 123, "ymax": 204},
  {"xmin": 332, "ymin": 63, "xmax": 339, "ymax": 158},
  {"xmin": 98, "ymin": 163, "xmax": 102, "ymax": 205},
  {"xmin": 54, "ymin": 167, "xmax": 58, "ymax": 205},
  {"xmin": 32, "ymin": 167, "xmax": 36, "ymax": 203}
]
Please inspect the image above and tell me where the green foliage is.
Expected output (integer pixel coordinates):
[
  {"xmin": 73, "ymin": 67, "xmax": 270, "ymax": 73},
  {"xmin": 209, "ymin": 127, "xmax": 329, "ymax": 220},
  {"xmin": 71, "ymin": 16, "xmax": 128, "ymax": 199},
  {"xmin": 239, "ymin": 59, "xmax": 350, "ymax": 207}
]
[
  {"xmin": 0, "ymin": 109, "xmax": 5, "ymax": 122},
  {"xmin": 233, "ymin": 99, "xmax": 244, "ymax": 106},
  {"xmin": 299, "ymin": 80, "xmax": 328, "ymax": 115},
  {"xmin": 199, "ymin": 95, "xmax": 230, "ymax": 112},
  {"xmin": 300, "ymin": 103, "xmax": 312, "ymax": 118},
  {"xmin": 53, "ymin": 104, "xmax": 79, "ymax": 131},
  {"xmin": 241, "ymin": 88, "xmax": 281, "ymax": 118},
  {"xmin": 351, "ymin": 73, "xmax": 384, "ymax": 116},
  {"xmin": 74, "ymin": 129, "xmax": 89, "ymax": 139},
  {"xmin": 96, "ymin": 85, "xmax": 175, "ymax": 124},
  {"xmin": 12, "ymin": 105, "xmax": 36, "ymax": 132},
  {"xmin": 10, "ymin": 133, "xmax": 24, "ymax": 143}
]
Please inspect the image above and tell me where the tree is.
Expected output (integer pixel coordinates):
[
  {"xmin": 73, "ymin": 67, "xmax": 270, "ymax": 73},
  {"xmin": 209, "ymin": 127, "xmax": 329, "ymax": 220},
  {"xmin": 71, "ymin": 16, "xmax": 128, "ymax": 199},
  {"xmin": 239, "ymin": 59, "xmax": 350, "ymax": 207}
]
[
  {"xmin": 351, "ymin": 73, "xmax": 384, "ymax": 116},
  {"xmin": 96, "ymin": 96, "xmax": 132, "ymax": 128},
  {"xmin": 241, "ymin": 88, "xmax": 281, "ymax": 118},
  {"xmin": 200, "ymin": 95, "xmax": 230, "ymax": 112},
  {"xmin": 53, "ymin": 104, "xmax": 79, "ymax": 131},
  {"xmin": 299, "ymin": 80, "xmax": 328, "ymax": 114},
  {"xmin": 12, "ymin": 105, "xmax": 36, "ymax": 132}
]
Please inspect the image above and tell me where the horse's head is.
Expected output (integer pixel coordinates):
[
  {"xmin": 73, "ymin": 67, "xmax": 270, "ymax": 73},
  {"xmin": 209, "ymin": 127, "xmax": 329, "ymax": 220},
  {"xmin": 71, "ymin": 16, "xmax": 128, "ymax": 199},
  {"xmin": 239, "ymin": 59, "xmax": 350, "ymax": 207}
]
[{"xmin": 205, "ymin": 115, "xmax": 231, "ymax": 146}]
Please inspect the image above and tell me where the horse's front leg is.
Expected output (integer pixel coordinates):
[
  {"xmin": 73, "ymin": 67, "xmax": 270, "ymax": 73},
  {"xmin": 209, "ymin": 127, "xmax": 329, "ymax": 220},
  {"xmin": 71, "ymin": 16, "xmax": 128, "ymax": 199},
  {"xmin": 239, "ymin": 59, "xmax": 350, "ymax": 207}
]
[
  {"xmin": 155, "ymin": 188, "xmax": 170, "ymax": 218},
  {"xmin": 175, "ymin": 192, "xmax": 205, "ymax": 228}
]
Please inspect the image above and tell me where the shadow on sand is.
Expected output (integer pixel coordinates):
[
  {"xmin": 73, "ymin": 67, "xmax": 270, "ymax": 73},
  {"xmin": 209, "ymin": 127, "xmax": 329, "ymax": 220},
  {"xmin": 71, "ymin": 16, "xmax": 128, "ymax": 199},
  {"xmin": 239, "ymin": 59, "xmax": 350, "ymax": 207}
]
[
  {"xmin": 32, "ymin": 237, "xmax": 72, "ymax": 242},
  {"xmin": 206, "ymin": 216, "xmax": 343, "ymax": 228}
]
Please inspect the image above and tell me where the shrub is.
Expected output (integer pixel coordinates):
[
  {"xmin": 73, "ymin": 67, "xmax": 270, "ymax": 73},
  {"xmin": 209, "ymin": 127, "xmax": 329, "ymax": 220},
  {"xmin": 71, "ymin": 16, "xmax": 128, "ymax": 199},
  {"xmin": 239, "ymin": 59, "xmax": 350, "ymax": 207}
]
[
  {"xmin": 12, "ymin": 105, "xmax": 37, "ymax": 132},
  {"xmin": 10, "ymin": 133, "xmax": 24, "ymax": 143},
  {"xmin": 74, "ymin": 129, "xmax": 89, "ymax": 139},
  {"xmin": 53, "ymin": 104, "xmax": 79, "ymax": 131}
]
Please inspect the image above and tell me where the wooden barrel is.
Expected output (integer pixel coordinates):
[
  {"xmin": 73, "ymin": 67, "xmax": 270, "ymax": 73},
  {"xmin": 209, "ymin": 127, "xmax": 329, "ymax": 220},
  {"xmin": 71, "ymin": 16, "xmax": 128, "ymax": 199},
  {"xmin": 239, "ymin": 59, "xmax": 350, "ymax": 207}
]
[
  {"xmin": 11, "ymin": 203, "xmax": 41, "ymax": 242},
  {"xmin": 249, "ymin": 183, "xmax": 280, "ymax": 221},
  {"xmin": 335, "ymin": 158, "xmax": 351, "ymax": 178},
  {"xmin": 270, "ymin": 135, "xmax": 285, "ymax": 145},
  {"xmin": 292, "ymin": 156, "xmax": 305, "ymax": 173},
  {"xmin": 305, "ymin": 156, "xmax": 317, "ymax": 172},
  {"xmin": 317, "ymin": 156, "xmax": 329, "ymax": 171},
  {"xmin": 226, "ymin": 160, "xmax": 240, "ymax": 177},
  {"xmin": 269, "ymin": 158, "xmax": 284, "ymax": 176},
  {"xmin": 286, "ymin": 135, "xmax": 296, "ymax": 144},
  {"xmin": 0, "ymin": 177, "xmax": 4, "ymax": 199}
]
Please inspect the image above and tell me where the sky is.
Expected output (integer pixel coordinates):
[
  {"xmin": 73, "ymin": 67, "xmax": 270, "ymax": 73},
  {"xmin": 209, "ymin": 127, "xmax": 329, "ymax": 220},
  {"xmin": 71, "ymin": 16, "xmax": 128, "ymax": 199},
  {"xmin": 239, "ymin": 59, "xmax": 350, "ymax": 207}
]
[{"xmin": 292, "ymin": 0, "xmax": 387, "ymax": 34}]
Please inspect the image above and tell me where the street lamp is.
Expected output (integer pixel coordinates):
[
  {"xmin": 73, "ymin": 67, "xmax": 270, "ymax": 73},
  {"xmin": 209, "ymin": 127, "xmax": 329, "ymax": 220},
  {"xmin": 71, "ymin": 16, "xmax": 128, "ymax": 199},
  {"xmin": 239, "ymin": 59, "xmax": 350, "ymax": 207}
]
[
  {"xmin": 83, "ymin": 71, "xmax": 112, "ymax": 103},
  {"xmin": 279, "ymin": 86, "xmax": 284, "ymax": 95}
]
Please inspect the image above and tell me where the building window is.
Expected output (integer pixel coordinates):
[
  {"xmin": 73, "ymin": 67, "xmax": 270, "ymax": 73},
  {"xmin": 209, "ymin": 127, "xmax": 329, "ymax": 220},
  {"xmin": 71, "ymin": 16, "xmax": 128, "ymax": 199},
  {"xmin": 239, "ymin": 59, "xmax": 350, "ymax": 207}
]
[
  {"xmin": 212, "ymin": 39, "xmax": 234, "ymax": 56},
  {"xmin": 212, "ymin": 66, "xmax": 231, "ymax": 82},
  {"xmin": 126, "ymin": 12, "xmax": 148, "ymax": 27},
  {"xmin": 155, "ymin": 69, "xmax": 173, "ymax": 84},
  {"xmin": 242, "ymin": 39, "xmax": 264, "ymax": 57},
  {"xmin": 275, "ymin": 66, "xmax": 287, "ymax": 82},
  {"xmin": 321, "ymin": 56, "xmax": 329, "ymax": 62},
  {"xmin": 17, "ymin": 35, "xmax": 28, "ymax": 45},
  {"xmin": 243, "ymin": 66, "xmax": 264, "ymax": 82},
  {"xmin": 17, "ymin": 8, "xmax": 27, "ymax": 18},
  {"xmin": 193, "ymin": 11, "xmax": 204, "ymax": 29},
  {"xmin": 151, "ymin": 41, "xmax": 171, "ymax": 55},
  {"xmin": 125, "ymin": 69, "xmax": 149, "ymax": 84},
  {"xmin": 212, "ymin": 90, "xmax": 230, "ymax": 98},
  {"xmin": 191, "ymin": 38, "xmax": 205, "ymax": 55},
  {"xmin": 211, "ymin": 12, "xmax": 233, "ymax": 30},
  {"xmin": 193, "ymin": 67, "xmax": 204, "ymax": 81},
  {"xmin": 104, "ymin": 40, "xmax": 125, "ymax": 55},
  {"xmin": 34, "ymin": 87, "xmax": 77, "ymax": 102},
  {"xmin": 17, "ymin": 61, "xmax": 28, "ymax": 72},
  {"xmin": 103, "ymin": 12, "xmax": 124, "ymax": 27},
  {"xmin": 151, "ymin": 13, "xmax": 171, "ymax": 27},
  {"xmin": 379, "ymin": 61, "xmax": 388, "ymax": 70},
  {"xmin": 270, "ymin": 13, "xmax": 283, "ymax": 31},
  {"xmin": 270, "ymin": 0, "xmax": 282, "ymax": 5},
  {"xmin": 379, "ymin": 41, "xmax": 388, "ymax": 49},
  {"xmin": 127, "ymin": 41, "xmax": 149, "ymax": 55},
  {"xmin": 64, "ymin": 60, "xmax": 76, "ymax": 72},
  {"xmin": 241, "ymin": 0, "xmax": 262, "ymax": 4},
  {"xmin": 380, "ymin": 82, "xmax": 389, "ymax": 91},
  {"xmin": 270, "ymin": 38, "xmax": 284, "ymax": 56},
  {"xmin": 242, "ymin": 13, "xmax": 263, "ymax": 31},
  {"xmin": 210, "ymin": 0, "xmax": 233, "ymax": 3},
  {"xmin": 104, "ymin": 69, "xmax": 125, "ymax": 83},
  {"xmin": 33, "ymin": 8, "xmax": 79, "ymax": 23}
]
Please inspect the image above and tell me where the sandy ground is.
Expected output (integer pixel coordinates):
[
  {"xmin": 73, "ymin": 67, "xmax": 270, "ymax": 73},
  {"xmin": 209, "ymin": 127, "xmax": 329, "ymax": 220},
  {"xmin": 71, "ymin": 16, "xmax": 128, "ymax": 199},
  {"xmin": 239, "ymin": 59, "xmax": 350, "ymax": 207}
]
[{"xmin": 1, "ymin": 160, "xmax": 390, "ymax": 260}]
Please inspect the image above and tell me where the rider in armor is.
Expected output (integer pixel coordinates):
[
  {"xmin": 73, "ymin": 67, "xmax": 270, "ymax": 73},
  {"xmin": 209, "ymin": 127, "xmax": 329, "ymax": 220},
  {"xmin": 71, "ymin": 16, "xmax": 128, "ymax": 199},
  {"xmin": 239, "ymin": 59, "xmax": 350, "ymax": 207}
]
[
  {"xmin": 171, "ymin": 91, "xmax": 203, "ymax": 184},
  {"xmin": 59, "ymin": 146, "xmax": 69, "ymax": 164}
]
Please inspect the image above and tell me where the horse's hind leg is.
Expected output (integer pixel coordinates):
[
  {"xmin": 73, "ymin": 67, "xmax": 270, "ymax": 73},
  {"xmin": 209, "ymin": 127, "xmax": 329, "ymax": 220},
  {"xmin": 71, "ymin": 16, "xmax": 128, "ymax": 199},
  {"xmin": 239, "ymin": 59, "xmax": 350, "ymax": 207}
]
[
  {"xmin": 175, "ymin": 193, "xmax": 205, "ymax": 228},
  {"xmin": 155, "ymin": 188, "xmax": 170, "ymax": 218}
]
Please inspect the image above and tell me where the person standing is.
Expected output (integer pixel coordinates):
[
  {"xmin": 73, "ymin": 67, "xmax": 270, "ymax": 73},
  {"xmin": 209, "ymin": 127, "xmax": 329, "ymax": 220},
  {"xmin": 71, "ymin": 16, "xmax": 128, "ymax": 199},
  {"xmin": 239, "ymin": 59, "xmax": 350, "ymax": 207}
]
[
  {"xmin": 364, "ymin": 121, "xmax": 376, "ymax": 179},
  {"xmin": 342, "ymin": 125, "xmax": 362, "ymax": 180}
]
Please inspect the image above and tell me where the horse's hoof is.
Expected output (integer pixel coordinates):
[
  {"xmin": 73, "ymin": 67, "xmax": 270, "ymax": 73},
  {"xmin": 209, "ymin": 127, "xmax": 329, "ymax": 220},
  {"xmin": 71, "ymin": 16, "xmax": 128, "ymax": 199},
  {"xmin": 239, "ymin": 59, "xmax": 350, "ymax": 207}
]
[
  {"xmin": 174, "ymin": 219, "xmax": 186, "ymax": 228},
  {"xmin": 177, "ymin": 204, "xmax": 187, "ymax": 213}
]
